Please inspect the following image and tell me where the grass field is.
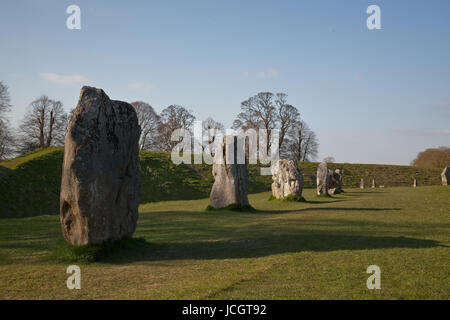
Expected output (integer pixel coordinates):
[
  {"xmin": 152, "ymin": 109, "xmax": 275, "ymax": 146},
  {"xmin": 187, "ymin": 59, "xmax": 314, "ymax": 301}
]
[{"xmin": 0, "ymin": 186, "xmax": 448, "ymax": 299}]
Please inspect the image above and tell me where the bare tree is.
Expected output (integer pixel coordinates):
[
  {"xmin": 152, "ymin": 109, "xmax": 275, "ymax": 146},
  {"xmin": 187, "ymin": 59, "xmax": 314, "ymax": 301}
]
[
  {"xmin": 285, "ymin": 120, "xmax": 319, "ymax": 162},
  {"xmin": 157, "ymin": 105, "xmax": 196, "ymax": 152},
  {"xmin": 131, "ymin": 101, "xmax": 161, "ymax": 151},
  {"xmin": 198, "ymin": 117, "xmax": 224, "ymax": 156},
  {"xmin": 323, "ymin": 156, "xmax": 335, "ymax": 163},
  {"xmin": 203, "ymin": 117, "xmax": 224, "ymax": 145},
  {"xmin": 0, "ymin": 81, "xmax": 14, "ymax": 160},
  {"xmin": 0, "ymin": 81, "xmax": 11, "ymax": 119},
  {"xmin": 18, "ymin": 95, "xmax": 68, "ymax": 153},
  {"xmin": 276, "ymin": 93, "xmax": 300, "ymax": 151},
  {"xmin": 0, "ymin": 122, "xmax": 14, "ymax": 160},
  {"xmin": 301, "ymin": 130, "xmax": 319, "ymax": 162},
  {"xmin": 233, "ymin": 92, "xmax": 277, "ymax": 152}
]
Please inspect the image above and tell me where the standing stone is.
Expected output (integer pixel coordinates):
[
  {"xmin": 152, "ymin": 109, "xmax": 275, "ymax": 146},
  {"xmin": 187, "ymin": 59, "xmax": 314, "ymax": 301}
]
[
  {"xmin": 60, "ymin": 86, "xmax": 141, "ymax": 245},
  {"xmin": 210, "ymin": 136, "xmax": 249, "ymax": 208},
  {"xmin": 328, "ymin": 168, "xmax": 343, "ymax": 195},
  {"xmin": 442, "ymin": 167, "xmax": 450, "ymax": 186},
  {"xmin": 271, "ymin": 160, "xmax": 303, "ymax": 199},
  {"xmin": 413, "ymin": 179, "xmax": 418, "ymax": 188},
  {"xmin": 360, "ymin": 178, "xmax": 365, "ymax": 189},
  {"xmin": 371, "ymin": 178, "xmax": 376, "ymax": 188},
  {"xmin": 316, "ymin": 162, "xmax": 329, "ymax": 195}
]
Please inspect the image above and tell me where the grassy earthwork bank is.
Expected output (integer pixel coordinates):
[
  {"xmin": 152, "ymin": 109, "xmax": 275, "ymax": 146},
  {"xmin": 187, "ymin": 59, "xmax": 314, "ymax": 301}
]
[
  {"xmin": 0, "ymin": 148, "xmax": 444, "ymax": 218},
  {"xmin": 0, "ymin": 186, "xmax": 449, "ymax": 299}
]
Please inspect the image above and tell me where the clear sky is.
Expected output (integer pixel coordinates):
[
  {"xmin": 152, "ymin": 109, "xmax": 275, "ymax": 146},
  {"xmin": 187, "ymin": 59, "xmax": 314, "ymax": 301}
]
[{"xmin": 1, "ymin": 0, "xmax": 449, "ymax": 165}]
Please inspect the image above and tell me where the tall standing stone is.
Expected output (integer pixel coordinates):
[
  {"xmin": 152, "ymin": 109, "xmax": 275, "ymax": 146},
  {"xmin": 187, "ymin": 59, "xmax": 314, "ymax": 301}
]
[
  {"xmin": 60, "ymin": 86, "xmax": 141, "ymax": 245},
  {"xmin": 328, "ymin": 168, "xmax": 343, "ymax": 195},
  {"xmin": 413, "ymin": 179, "xmax": 418, "ymax": 188},
  {"xmin": 210, "ymin": 136, "xmax": 249, "ymax": 208},
  {"xmin": 316, "ymin": 162, "xmax": 329, "ymax": 195},
  {"xmin": 442, "ymin": 167, "xmax": 450, "ymax": 186},
  {"xmin": 371, "ymin": 178, "xmax": 376, "ymax": 188},
  {"xmin": 360, "ymin": 178, "xmax": 365, "ymax": 189},
  {"xmin": 271, "ymin": 160, "xmax": 303, "ymax": 199}
]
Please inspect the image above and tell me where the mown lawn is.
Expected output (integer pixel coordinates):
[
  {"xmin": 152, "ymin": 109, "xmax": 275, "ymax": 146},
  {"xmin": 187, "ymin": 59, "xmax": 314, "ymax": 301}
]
[{"xmin": 0, "ymin": 186, "xmax": 449, "ymax": 299}]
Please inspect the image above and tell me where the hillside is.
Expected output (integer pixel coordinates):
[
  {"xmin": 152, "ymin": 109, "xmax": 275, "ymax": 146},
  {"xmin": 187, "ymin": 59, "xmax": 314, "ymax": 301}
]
[{"xmin": 0, "ymin": 148, "xmax": 444, "ymax": 218}]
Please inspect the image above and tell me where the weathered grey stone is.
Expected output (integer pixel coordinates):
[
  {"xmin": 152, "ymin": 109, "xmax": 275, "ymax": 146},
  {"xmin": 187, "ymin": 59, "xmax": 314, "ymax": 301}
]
[
  {"xmin": 328, "ymin": 168, "xmax": 343, "ymax": 195},
  {"xmin": 271, "ymin": 160, "xmax": 303, "ymax": 199},
  {"xmin": 371, "ymin": 178, "xmax": 376, "ymax": 188},
  {"xmin": 413, "ymin": 179, "xmax": 418, "ymax": 188},
  {"xmin": 316, "ymin": 162, "xmax": 329, "ymax": 195},
  {"xmin": 60, "ymin": 86, "xmax": 141, "ymax": 245},
  {"xmin": 360, "ymin": 178, "xmax": 365, "ymax": 189},
  {"xmin": 210, "ymin": 136, "xmax": 249, "ymax": 208},
  {"xmin": 442, "ymin": 167, "xmax": 450, "ymax": 186}
]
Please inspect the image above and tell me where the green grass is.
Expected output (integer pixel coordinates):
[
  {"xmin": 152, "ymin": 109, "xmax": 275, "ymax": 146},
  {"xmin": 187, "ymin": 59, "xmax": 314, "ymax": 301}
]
[
  {"xmin": 0, "ymin": 148, "xmax": 444, "ymax": 218},
  {"xmin": 48, "ymin": 237, "xmax": 150, "ymax": 264},
  {"xmin": 269, "ymin": 194, "xmax": 306, "ymax": 202},
  {"xmin": 0, "ymin": 148, "xmax": 64, "ymax": 218},
  {"xmin": 0, "ymin": 186, "xmax": 448, "ymax": 299}
]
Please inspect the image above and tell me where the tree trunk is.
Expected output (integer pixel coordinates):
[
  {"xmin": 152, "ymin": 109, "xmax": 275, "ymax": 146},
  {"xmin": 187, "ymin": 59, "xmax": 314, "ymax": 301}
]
[
  {"xmin": 39, "ymin": 109, "xmax": 45, "ymax": 148},
  {"xmin": 46, "ymin": 110, "xmax": 55, "ymax": 147}
]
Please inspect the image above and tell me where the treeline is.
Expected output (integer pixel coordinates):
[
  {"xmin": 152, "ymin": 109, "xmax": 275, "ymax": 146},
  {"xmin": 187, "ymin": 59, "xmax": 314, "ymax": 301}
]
[
  {"xmin": 0, "ymin": 81, "xmax": 319, "ymax": 162},
  {"xmin": 411, "ymin": 147, "xmax": 450, "ymax": 169}
]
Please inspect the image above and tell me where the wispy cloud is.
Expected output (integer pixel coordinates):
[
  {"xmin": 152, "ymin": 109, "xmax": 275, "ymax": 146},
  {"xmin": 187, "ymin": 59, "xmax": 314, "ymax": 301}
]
[
  {"xmin": 128, "ymin": 82, "xmax": 154, "ymax": 92},
  {"xmin": 396, "ymin": 128, "xmax": 450, "ymax": 136},
  {"xmin": 257, "ymin": 69, "xmax": 280, "ymax": 79},
  {"xmin": 433, "ymin": 129, "xmax": 450, "ymax": 136},
  {"xmin": 40, "ymin": 73, "xmax": 88, "ymax": 85},
  {"xmin": 242, "ymin": 69, "xmax": 281, "ymax": 79}
]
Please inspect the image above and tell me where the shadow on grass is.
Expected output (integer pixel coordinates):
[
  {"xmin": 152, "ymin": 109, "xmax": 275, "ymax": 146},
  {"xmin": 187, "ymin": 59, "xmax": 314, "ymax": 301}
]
[
  {"xmin": 203, "ymin": 208, "xmax": 301, "ymax": 215},
  {"xmin": 242, "ymin": 207, "xmax": 401, "ymax": 215},
  {"xmin": 303, "ymin": 199, "xmax": 344, "ymax": 204},
  {"xmin": 50, "ymin": 232, "xmax": 442, "ymax": 264},
  {"xmin": 48, "ymin": 237, "xmax": 149, "ymax": 264},
  {"xmin": 0, "ymin": 165, "xmax": 11, "ymax": 178},
  {"xmin": 298, "ymin": 207, "xmax": 401, "ymax": 213}
]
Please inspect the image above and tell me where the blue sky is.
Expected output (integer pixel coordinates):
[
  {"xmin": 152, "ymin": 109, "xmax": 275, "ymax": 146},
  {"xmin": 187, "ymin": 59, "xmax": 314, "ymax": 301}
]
[{"xmin": 1, "ymin": 0, "xmax": 449, "ymax": 164}]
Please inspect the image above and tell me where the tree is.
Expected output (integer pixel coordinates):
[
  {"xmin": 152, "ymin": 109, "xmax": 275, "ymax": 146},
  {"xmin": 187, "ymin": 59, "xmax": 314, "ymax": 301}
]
[
  {"xmin": 233, "ymin": 92, "xmax": 302, "ymax": 154},
  {"xmin": 130, "ymin": 101, "xmax": 161, "ymax": 151},
  {"xmin": 323, "ymin": 156, "xmax": 335, "ymax": 163},
  {"xmin": 300, "ymin": 129, "xmax": 319, "ymax": 162},
  {"xmin": 0, "ymin": 81, "xmax": 14, "ymax": 160},
  {"xmin": 157, "ymin": 105, "xmax": 196, "ymax": 152},
  {"xmin": 233, "ymin": 92, "xmax": 277, "ymax": 151},
  {"xmin": 285, "ymin": 120, "xmax": 319, "ymax": 162},
  {"xmin": 276, "ymin": 93, "xmax": 300, "ymax": 150},
  {"xmin": 203, "ymin": 117, "xmax": 224, "ymax": 146},
  {"xmin": 0, "ymin": 81, "xmax": 11, "ymax": 119},
  {"xmin": 195, "ymin": 117, "xmax": 225, "ymax": 157},
  {"xmin": 0, "ymin": 122, "xmax": 14, "ymax": 160},
  {"xmin": 233, "ymin": 92, "xmax": 277, "ymax": 152},
  {"xmin": 411, "ymin": 147, "xmax": 450, "ymax": 168},
  {"xmin": 18, "ymin": 95, "xmax": 68, "ymax": 153}
]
